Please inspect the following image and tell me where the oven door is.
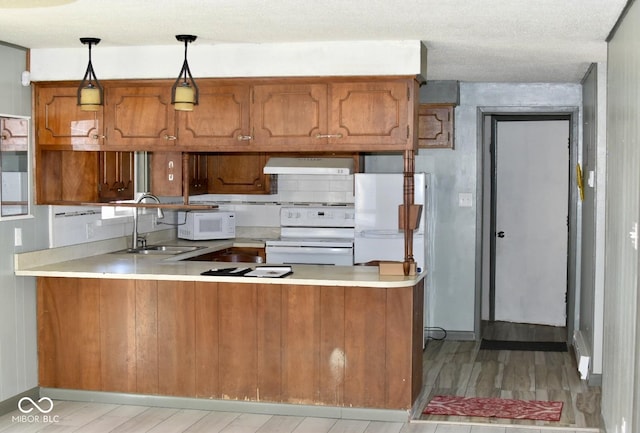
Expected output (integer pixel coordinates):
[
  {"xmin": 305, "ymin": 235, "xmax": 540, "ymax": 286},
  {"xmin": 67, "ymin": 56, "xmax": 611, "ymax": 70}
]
[{"xmin": 266, "ymin": 245, "xmax": 353, "ymax": 266}]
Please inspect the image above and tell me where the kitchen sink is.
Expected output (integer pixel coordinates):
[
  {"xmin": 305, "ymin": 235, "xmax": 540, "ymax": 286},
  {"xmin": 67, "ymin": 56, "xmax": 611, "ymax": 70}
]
[
  {"xmin": 180, "ymin": 247, "xmax": 265, "ymax": 263},
  {"xmin": 113, "ymin": 245, "xmax": 207, "ymax": 255}
]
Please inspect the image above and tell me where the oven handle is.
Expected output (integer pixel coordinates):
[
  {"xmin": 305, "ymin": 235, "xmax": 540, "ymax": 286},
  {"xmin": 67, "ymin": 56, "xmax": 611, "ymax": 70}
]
[
  {"xmin": 266, "ymin": 246, "xmax": 353, "ymax": 255},
  {"xmin": 357, "ymin": 230, "xmax": 402, "ymax": 238}
]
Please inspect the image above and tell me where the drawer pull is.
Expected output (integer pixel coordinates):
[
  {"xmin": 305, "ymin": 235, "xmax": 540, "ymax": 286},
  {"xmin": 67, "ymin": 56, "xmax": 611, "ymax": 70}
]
[
  {"xmin": 315, "ymin": 133, "xmax": 343, "ymax": 139},
  {"xmin": 237, "ymin": 135, "xmax": 253, "ymax": 141},
  {"xmin": 164, "ymin": 135, "xmax": 177, "ymax": 141},
  {"xmin": 91, "ymin": 134, "xmax": 106, "ymax": 139}
]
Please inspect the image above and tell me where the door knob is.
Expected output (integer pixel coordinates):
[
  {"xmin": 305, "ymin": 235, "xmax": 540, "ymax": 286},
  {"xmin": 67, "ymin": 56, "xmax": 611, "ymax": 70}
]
[{"xmin": 497, "ymin": 231, "xmax": 505, "ymax": 238}]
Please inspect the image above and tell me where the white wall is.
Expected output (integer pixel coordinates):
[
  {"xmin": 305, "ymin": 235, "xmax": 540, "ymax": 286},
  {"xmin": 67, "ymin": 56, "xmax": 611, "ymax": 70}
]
[
  {"xmin": 0, "ymin": 43, "xmax": 44, "ymax": 404},
  {"xmin": 579, "ymin": 63, "xmax": 606, "ymax": 382},
  {"xmin": 30, "ymin": 40, "xmax": 427, "ymax": 81},
  {"xmin": 603, "ymin": 2, "xmax": 640, "ymax": 431},
  {"xmin": 367, "ymin": 82, "xmax": 582, "ymax": 335}
]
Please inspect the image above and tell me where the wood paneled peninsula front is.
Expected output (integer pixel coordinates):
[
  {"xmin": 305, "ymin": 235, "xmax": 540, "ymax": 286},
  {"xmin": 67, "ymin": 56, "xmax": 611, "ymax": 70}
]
[{"xmin": 16, "ymin": 244, "xmax": 424, "ymax": 415}]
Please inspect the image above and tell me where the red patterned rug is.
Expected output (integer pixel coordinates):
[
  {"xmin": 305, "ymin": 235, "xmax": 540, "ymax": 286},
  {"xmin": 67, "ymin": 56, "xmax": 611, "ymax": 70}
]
[{"xmin": 423, "ymin": 395, "xmax": 563, "ymax": 421}]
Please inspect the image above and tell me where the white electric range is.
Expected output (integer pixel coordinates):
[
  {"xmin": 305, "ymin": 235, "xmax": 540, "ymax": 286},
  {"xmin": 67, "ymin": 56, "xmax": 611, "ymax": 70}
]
[{"xmin": 265, "ymin": 205, "xmax": 355, "ymax": 266}]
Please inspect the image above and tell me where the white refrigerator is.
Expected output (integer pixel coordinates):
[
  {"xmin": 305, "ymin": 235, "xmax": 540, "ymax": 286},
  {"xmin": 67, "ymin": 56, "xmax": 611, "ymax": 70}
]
[{"xmin": 354, "ymin": 173, "xmax": 430, "ymax": 272}]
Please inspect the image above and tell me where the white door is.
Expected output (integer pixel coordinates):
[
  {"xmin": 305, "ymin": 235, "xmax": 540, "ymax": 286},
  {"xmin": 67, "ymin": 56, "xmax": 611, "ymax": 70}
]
[{"xmin": 493, "ymin": 119, "xmax": 569, "ymax": 326}]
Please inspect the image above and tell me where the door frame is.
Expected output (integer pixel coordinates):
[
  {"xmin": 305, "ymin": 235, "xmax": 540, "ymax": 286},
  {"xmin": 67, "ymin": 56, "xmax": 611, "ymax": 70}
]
[{"xmin": 475, "ymin": 107, "xmax": 580, "ymax": 344}]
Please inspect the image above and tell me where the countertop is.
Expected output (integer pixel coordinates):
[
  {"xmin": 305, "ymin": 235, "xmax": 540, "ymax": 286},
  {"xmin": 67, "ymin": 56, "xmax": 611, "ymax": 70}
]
[{"xmin": 14, "ymin": 237, "xmax": 424, "ymax": 288}]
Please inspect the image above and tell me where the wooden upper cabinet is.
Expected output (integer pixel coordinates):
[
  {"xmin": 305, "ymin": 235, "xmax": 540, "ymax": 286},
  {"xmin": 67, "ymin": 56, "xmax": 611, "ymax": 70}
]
[
  {"xmin": 207, "ymin": 153, "xmax": 270, "ymax": 194},
  {"xmin": 252, "ymin": 83, "xmax": 328, "ymax": 150},
  {"xmin": 188, "ymin": 153, "xmax": 209, "ymax": 195},
  {"xmin": 328, "ymin": 81, "xmax": 410, "ymax": 149},
  {"xmin": 417, "ymin": 103, "xmax": 454, "ymax": 149},
  {"xmin": 178, "ymin": 84, "xmax": 251, "ymax": 150},
  {"xmin": 98, "ymin": 151, "xmax": 135, "ymax": 202},
  {"xmin": 36, "ymin": 150, "xmax": 100, "ymax": 204},
  {"xmin": 1, "ymin": 117, "xmax": 29, "ymax": 151},
  {"xmin": 36, "ymin": 86, "xmax": 103, "ymax": 149},
  {"xmin": 251, "ymin": 79, "xmax": 413, "ymax": 151},
  {"xmin": 105, "ymin": 86, "xmax": 176, "ymax": 149}
]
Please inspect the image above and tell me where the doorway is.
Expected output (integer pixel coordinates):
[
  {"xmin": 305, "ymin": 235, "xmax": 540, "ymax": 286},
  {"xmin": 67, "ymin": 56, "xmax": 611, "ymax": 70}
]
[{"xmin": 478, "ymin": 111, "xmax": 578, "ymax": 342}]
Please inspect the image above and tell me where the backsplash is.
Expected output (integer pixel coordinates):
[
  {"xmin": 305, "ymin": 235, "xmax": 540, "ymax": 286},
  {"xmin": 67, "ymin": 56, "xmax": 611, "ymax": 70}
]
[
  {"xmin": 190, "ymin": 173, "xmax": 354, "ymax": 205},
  {"xmin": 49, "ymin": 173, "xmax": 354, "ymax": 248}
]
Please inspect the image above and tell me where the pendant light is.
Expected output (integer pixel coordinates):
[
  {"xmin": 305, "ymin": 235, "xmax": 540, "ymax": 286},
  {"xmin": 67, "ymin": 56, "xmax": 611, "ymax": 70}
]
[
  {"xmin": 171, "ymin": 34, "xmax": 199, "ymax": 111},
  {"xmin": 77, "ymin": 37, "xmax": 103, "ymax": 111}
]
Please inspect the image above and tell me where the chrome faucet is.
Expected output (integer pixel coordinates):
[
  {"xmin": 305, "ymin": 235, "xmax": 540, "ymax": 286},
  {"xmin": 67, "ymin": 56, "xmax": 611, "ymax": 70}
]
[{"xmin": 132, "ymin": 193, "xmax": 164, "ymax": 249}]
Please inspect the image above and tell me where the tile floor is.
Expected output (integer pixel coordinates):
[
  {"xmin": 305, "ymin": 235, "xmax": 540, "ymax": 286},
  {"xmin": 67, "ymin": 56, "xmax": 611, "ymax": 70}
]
[{"xmin": 0, "ymin": 400, "xmax": 590, "ymax": 433}]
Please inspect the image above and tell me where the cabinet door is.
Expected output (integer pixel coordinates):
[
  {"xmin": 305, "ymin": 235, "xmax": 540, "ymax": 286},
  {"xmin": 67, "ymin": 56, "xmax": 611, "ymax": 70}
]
[
  {"xmin": 178, "ymin": 84, "xmax": 252, "ymax": 150},
  {"xmin": 418, "ymin": 104, "xmax": 454, "ymax": 149},
  {"xmin": 98, "ymin": 151, "xmax": 135, "ymax": 201},
  {"xmin": 38, "ymin": 278, "xmax": 102, "ymax": 390},
  {"xmin": 252, "ymin": 83, "xmax": 328, "ymax": 150},
  {"xmin": 329, "ymin": 81, "xmax": 410, "ymax": 149},
  {"xmin": 188, "ymin": 153, "xmax": 209, "ymax": 195},
  {"xmin": 157, "ymin": 281, "xmax": 196, "ymax": 397},
  {"xmin": 105, "ymin": 86, "xmax": 176, "ymax": 149},
  {"xmin": 36, "ymin": 150, "xmax": 99, "ymax": 204},
  {"xmin": 1, "ymin": 117, "xmax": 29, "ymax": 151},
  {"xmin": 36, "ymin": 86, "xmax": 103, "ymax": 149},
  {"xmin": 207, "ymin": 153, "xmax": 270, "ymax": 194}
]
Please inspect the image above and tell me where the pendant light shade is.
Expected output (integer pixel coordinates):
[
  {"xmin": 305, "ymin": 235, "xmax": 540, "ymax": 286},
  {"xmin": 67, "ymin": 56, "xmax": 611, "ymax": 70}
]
[
  {"xmin": 171, "ymin": 34, "xmax": 198, "ymax": 111},
  {"xmin": 77, "ymin": 37, "xmax": 103, "ymax": 111}
]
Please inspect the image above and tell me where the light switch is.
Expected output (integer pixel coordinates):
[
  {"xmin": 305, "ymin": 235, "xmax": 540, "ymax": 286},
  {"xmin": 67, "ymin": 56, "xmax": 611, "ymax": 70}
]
[
  {"xmin": 458, "ymin": 192, "xmax": 473, "ymax": 207},
  {"xmin": 14, "ymin": 227, "xmax": 22, "ymax": 246}
]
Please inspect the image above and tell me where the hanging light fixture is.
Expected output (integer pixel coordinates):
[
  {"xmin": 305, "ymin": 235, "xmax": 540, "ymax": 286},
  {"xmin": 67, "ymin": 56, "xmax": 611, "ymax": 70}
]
[
  {"xmin": 77, "ymin": 37, "xmax": 103, "ymax": 111},
  {"xmin": 171, "ymin": 34, "xmax": 199, "ymax": 111}
]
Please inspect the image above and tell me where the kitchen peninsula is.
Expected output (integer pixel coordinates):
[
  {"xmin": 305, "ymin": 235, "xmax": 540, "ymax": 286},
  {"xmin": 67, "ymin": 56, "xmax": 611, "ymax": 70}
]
[{"xmin": 15, "ymin": 238, "xmax": 424, "ymax": 420}]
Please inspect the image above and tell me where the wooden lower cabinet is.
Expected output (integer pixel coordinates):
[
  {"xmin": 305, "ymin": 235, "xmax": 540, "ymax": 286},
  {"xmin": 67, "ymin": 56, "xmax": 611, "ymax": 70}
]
[{"xmin": 37, "ymin": 277, "xmax": 423, "ymax": 410}]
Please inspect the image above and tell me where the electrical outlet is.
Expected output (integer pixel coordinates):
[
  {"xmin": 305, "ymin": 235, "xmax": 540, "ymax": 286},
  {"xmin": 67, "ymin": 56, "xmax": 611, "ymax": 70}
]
[
  {"xmin": 85, "ymin": 223, "xmax": 95, "ymax": 239},
  {"xmin": 458, "ymin": 192, "xmax": 473, "ymax": 207}
]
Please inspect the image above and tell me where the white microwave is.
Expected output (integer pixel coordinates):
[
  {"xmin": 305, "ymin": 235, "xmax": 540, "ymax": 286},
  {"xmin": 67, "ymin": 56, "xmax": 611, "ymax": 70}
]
[{"xmin": 177, "ymin": 211, "xmax": 236, "ymax": 240}]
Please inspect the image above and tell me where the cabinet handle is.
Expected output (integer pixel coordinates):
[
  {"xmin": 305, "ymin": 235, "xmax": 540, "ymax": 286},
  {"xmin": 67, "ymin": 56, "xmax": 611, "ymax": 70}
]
[
  {"xmin": 164, "ymin": 135, "xmax": 177, "ymax": 141},
  {"xmin": 315, "ymin": 133, "xmax": 343, "ymax": 139},
  {"xmin": 237, "ymin": 135, "xmax": 253, "ymax": 141},
  {"xmin": 91, "ymin": 134, "xmax": 106, "ymax": 139},
  {"xmin": 1, "ymin": 134, "xmax": 7, "ymax": 140}
]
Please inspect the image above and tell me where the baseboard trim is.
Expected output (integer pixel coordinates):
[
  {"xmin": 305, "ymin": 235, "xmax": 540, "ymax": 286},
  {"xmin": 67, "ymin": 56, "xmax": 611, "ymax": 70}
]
[
  {"xmin": 40, "ymin": 388, "xmax": 410, "ymax": 423},
  {"xmin": 587, "ymin": 373, "xmax": 602, "ymax": 387},
  {"xmin": 0, "ymin": 387, "xmax": 40, "ymax": 417},
  {"xmin": 440, "ymin": 331, "xmax": 476, "ymax": 341}
]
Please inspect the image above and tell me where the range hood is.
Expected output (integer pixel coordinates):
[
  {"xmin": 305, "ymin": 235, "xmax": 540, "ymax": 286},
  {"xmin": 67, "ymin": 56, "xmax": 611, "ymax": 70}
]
[{"xmin": 263, "ymin": 157, "xmax": 354, "ymax": 175}]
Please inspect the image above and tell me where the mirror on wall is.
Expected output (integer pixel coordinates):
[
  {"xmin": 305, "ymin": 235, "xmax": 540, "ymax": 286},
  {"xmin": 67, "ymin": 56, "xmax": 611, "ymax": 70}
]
[{"xmin": 0, "ymin": 115, "xmax": 31, "ymax": 219}]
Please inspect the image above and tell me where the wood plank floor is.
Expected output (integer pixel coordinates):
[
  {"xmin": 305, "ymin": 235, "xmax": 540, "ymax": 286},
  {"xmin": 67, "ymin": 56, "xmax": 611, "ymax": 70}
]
[{"xmin": 414, "ymin": 322, "xmax": 602, "ymax": 431}]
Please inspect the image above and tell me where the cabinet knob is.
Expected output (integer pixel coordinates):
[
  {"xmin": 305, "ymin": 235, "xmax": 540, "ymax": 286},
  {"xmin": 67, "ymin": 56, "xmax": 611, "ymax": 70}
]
[
  {"xmin": 91, "ymin": 134, "xmax": 106, "ymax": 139},
  {"xmin": 237, "ymin": 135, "xmax": 253, "ymax": 141},
  {"xmin": 164, "ymin": 135, "xmax": 177, "ymax": 141},
  {"xmin": 315, "ymin": 133, "xmax": 343, "ymax": 139}
]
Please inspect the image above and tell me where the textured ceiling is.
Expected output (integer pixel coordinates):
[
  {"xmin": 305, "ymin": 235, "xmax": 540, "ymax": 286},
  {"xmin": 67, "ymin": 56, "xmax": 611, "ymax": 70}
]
[{"xmin": 0, "ymin": 0, "xmax": 627, "ymax": 82}]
